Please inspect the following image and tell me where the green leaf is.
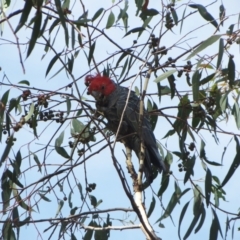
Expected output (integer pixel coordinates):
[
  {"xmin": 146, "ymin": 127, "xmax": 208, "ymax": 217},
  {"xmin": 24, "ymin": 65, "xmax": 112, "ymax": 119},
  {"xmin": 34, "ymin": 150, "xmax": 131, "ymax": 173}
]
[
  {"xmin": 49, "ymin": 66, "xmax": 64, "ymax": 80},
  {"xmin": 15, "ymin": 0, "xmax": 33, "ymax": 33},
  {"xmin": 45, "ymin": 52, "xmax": 63, "ymax": 77},
  {"xmin": 8, "ymin": 98, "xmax": 17, "ymax": 113},
  {"xmin": 171, "ymin": 8, "xmax": 178, "ymax": 26},
  {"xmin": 27, "ymin": 12, "xmax": 42, "ymax": 57},
  {"xmin": 68, "ymin": 55, "xmax": 74, "ymax": 73},
  {"xmin": 227, "ymin": 24, "xmax": 234, "ymax": 35},
  {"xmin": 183, "ymin": 203, "xmax": 204, "ymax": 240},
  {"xmin": 77, "ymin": 182, "xmax": 84, "ymax": 201},
  {"xmin": 221, "ymin": 136, "xmax": 240, "ymax": 187},
  {"xmin": 116, "ymin": 51, "xmax": 129, "ymax": 67},
  {"xmin": 54, "ymin": 0, "xmax": 69, "ymax": 46},
  {"xmin": 186, "ymin": 35, "xmax": 221, "ymax": 60},
  {"xmin": 184, "ymin": 155, "xmax": 196, "ymax": 184},
  {"xmin": 72, "ymin": 119, "xmax": 85, "ymax": 134},
  {"xmin": 156, "ymin": 183, "xmax": 190, "ymax": 222},
  {"xmin": 55, "ymin": 131, "xmax": 70, "ymax": 159},
  {"xmin": 92, "ymin": 8, "xmax": 104, "ymax": 22},
  {"xmin": 194, "ymin": 204, "xmax": 206, "ymax": 233},
  {"xmin": 2, "ymin": 219, "xmax": 16, "ymax": 240},
  {"xmin": 15, "ymin": 96, "xmax": 22, "ymax": 115},
  {"xmin": 66, "ymin": 97, "xmax": 71, "ymax": 115},
  {"xmin": 119, "ymin": 57, "xmax": 128, "ymax": 80},
  {"xmin": 1, "ymin": 179, "xmax": 12, "ymax": 213},
  {"xmin": 18, "ymin": 80, "xmax": 30, "ymax": 86},
  {"xmin": 83, "ymin": 221, "xmax": 94, "ymax": 240},
  {"xmin": 1, "ymin": 89, "xmax": 10, "ymax": 106},
  {"xmin": 225, "ymin": 216, "xmax": 230, "ymax": 239},
  {"xmin": 6, "ymin": 169, "xmax": 23, "ymax": 188},
  {"xmin": 123, "ymin": 27, "xmax": 145, "ymax": 37},
  {"xmin": 142, "ymin": 8, "xmax": 159, "ymax": 16},
  {"xmin": 0, "ymin": 135, "xmax": 14, "ymax": 167},
  {"xmin": 24, "ymin": 103, "xmax": 34, "ymax": 122},
  {"xmin": 157, "ymin": 187, "xmax": 180, "ymax": 221},
  {"xmin": 193, "ymin": 185, "xmax": 203, "ymax": 216},
  {"xmin": 180, "ymin": 6, "xmax": 187, "ymax": 33},
  {"xmin": 5, "ymin": 113, "xmax": 11, "ymax": 137},
  {"xmin": 188, "ymin": 4, "xmax": 218, "ymax": 29},
  {"xmin": 154, "ymin": 70, "xmax": 177, "ymax": 83},
  {"xmin": 31, "ymin": 152, "xmax": 41, "ymax": 173},
  {"xmin": 233, "ymin": 102, "xmax": 240, "ymax": 129},
  {"xmin": 204, "ymin": 159, "xmax": 222, "ymax": 166},
  {"xmin": 219, "ymin": 92, "xmax": 228, "ymax": 113},
  {"xmin": 167, "ymin": 74, "xmax": 176, "ymax": 99},
  {"xmin": 219, "ymin": 4, "xmax": 225, "ymax": 26},
  {"xmin": 4, "ymin": 0, "xmax": 11, "ymax": 7},
  {"xmin": 71, "ymin": 25, "xmax": 75, "ymax": 49},
  {"xmin": 147, "ymin": 196, "xmax": 156, "ymax": 218},
  {"xmin": 199, "ymin": 73, "xmax": 216, "ymax": 86},
  {"xmin": 70, "ymin": 207, "xmax": 78, "ymax": 215},
  {"xmin": 88, "ymin": 41, "xmax": 96, "ymax": 65},
  {"xmin": 209, "ymin": 208, "xmax": 223, "ymax": 240},
  {"xmin": 62, "ymin": 0, "xmax": 70, "ymax": 10},
  {"xmin": 55, "ymin": 200, "xmax": 64, "ymax": 217},
  {"xmin": 178, "ymin": 201, "xmax": 190, "ymax": 239},
  {"xmin": 89, "ymin": 195, "xmax": 97, "ymax": 207},
  {"xmin": 68, "ymin": 191, "xmax": 73, "ymax": 208},
  {"xmin": 163, "ymin": 129, "xmax": 175, "ymax": 139},
  {"xmin": 0, "ymin": 90, "xmax": 9, "ymax": 142},
  {"xmin": 148, "ymin": 100, "xmax": 158, "ymax": 131},
  {"xmin": 76, "ymin": 109, "xmax": 82, "ymax": 116},
  {"xmin": 15, "ymin": 150, "xmax": 22, "ymax": 176},
  {"xmin": 96, "ymin": 199, "xmax": 103, "ymax": 208},
  {"xmin": 55, "ymin": 131, "xmax": 64, "ymax": 147},
  {"xmin": 55, "ymin": 146, "xmax": 70, "ymax": 159},
  {"xmin": 135, "ymin": 0, "xmax": 144, "ymax": 13},
  {"xmin": 205, "ymin": 168, "xmax": 212, "ymax": 207},
  {"xmin": 49, "ymin": 19, "xmax": 60, "ymax": 34},
  {"xmin": 12, "ymin": 185, "xmax": 31, "ymax": 211},
  {"xmin": 228, "ymin": 56, "xmax": 235, "ymax": 86},
  {"xmin": 106, "ymin": 11, "xmax": 115, "ymax": 29},
  {"xmin": 158, "ymin": 174, "xmax": 169, "ymax": 196},
  {"xmin": 38, "ymin": 193, "xmax": 51, "ymax": 202},
  {"xmin": 192, "ymin": 70, "xmax": 201, "ymax": 101},
  {"xmin": 216, "ymin": 38, "xmax": 224, "ymax": 69},
  {"xmin": 39, "ymin": 15, "xmax": 49, "ymax": 36},
  {"xmin": 12, "ymin": 207, "xmax": 19, "ymax": 227}
]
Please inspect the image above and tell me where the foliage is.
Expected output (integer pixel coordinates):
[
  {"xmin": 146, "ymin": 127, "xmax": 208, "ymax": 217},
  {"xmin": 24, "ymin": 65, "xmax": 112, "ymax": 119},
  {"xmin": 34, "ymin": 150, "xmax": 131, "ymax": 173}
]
[{"xmin": 0, "ymin": 0, "xmax": 240, "ymax": 239}]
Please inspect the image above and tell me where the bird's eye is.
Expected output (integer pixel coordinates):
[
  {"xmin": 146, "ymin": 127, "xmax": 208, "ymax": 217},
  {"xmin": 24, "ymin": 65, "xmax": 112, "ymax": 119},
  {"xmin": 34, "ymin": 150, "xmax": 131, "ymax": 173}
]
[{"xmin": 101, "ymin": 85, "xmax": 105, "ymax": 90}]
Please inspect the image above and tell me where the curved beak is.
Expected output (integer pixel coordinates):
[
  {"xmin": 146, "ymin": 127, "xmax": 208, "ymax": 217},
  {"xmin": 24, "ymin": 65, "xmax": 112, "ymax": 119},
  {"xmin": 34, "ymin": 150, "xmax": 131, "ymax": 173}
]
[{"xmin": 90, "ymin": 91, "xmax": 102, "ymax": 100}]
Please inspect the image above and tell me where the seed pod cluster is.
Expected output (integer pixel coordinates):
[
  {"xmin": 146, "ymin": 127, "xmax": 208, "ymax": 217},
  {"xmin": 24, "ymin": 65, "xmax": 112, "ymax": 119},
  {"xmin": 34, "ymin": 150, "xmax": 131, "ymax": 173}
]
[
  {"xmin": 5, "ymin": 136, "xmax": 17, "ymax": 145},
  {"xmin": 86, "ymin": 183, "xmax": 96, "ymax": 192},
  {"xmin": 13, "ymin": 116, "xmax": 26, "ymax": 132},
  {"xmin": 165, "ymin": 12, "xmax": 174, "ymax": 29},
  {"xmin": 192, "ymin": 105, "xmax": 206, "ymax": 118},
  {"xmin": 202, "ymin": 97, "xmax": 216, "ymax": 116},
  {"xmin": 177, "ymin": 61, "xmax": 193, "ymax": 78},
  {"xmin": 22, "ymin": 90, "xmax": 31, "ymax": 101},
  {"xmin": 39, "ymin": 110, "xmax": 64, "ymax": 123},
  {"xmin": 37, "ymin": 94, "xmax": 50, "ymax": 108},
  {"xmin": 178, "ymin": 151, "xmax": 190, "ymax": 172}
]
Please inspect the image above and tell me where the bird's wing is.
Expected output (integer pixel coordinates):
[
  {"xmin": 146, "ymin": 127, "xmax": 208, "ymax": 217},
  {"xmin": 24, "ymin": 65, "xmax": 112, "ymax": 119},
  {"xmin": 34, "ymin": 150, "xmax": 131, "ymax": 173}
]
[{"xmin": 116, "ymin": 90, "xmax": 165, "ymax": 172}]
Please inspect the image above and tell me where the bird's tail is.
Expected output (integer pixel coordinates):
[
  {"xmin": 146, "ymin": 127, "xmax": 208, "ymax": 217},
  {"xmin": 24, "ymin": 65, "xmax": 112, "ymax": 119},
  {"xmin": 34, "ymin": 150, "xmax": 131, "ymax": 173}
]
[{"xmin": 143, "ymin": 146, "xmax": 166, "ymax": 183}]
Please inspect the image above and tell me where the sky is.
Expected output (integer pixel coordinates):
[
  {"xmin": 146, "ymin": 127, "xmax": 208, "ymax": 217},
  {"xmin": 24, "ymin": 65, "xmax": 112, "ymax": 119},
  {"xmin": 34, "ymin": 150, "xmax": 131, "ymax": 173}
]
[{"xmin": 1, "ymin": 0, "xmax": 240, "ymax": 240}]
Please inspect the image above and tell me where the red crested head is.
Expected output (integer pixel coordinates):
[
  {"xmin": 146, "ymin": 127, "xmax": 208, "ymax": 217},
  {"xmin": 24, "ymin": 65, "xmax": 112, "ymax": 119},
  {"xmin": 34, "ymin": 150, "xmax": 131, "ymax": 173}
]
[{"xmin": 85, "ymin": 74, "xmax": 116, "ymax": 99}]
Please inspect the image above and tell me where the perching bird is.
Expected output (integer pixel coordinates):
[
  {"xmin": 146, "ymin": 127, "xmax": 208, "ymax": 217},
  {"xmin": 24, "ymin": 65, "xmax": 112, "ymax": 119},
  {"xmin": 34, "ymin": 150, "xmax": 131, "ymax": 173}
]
[{"xmin": 85, "ymin": 74, "xmax": 166, "ymax": 183}]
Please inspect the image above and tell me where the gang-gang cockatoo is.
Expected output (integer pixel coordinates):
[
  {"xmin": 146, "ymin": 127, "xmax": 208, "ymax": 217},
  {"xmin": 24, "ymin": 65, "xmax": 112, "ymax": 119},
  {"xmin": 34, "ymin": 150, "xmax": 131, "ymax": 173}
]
[{"xmin": 85, "ymin": 74, "xmax": 166, "ymax": 183}]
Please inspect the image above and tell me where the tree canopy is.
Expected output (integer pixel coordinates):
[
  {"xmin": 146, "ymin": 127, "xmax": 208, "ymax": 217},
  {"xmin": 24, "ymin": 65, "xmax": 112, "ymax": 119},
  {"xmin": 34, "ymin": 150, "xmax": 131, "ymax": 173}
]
[{"xmin": 0, "ymin": 0, "xmax": 240, "ymax": 240}]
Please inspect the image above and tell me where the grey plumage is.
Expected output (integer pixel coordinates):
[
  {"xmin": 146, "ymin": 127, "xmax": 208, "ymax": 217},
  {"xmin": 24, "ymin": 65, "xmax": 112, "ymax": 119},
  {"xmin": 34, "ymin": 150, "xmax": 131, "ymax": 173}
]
[{"xmin": 86, "ymin": 76, "xmax": 166, "ymax": 183}]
